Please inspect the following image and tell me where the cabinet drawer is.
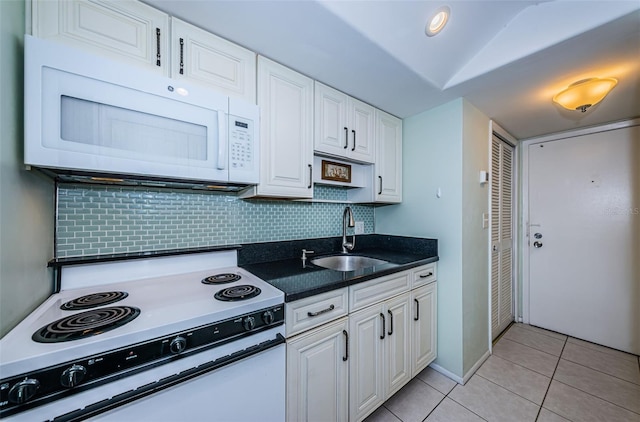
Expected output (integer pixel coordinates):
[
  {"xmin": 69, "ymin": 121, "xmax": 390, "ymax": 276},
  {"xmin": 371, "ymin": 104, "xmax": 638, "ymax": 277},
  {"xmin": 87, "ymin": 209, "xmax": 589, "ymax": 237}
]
[
  {"xmin": 412, "ymin": 263, "xmax": 437, "ymax": 289},
  {"xmin": 349, "ymin": 271, "xmax": 410, "ymax": 312},
  {"xmin": 285, "ymin": 288, "xmax": 348, "ymax": 337}
]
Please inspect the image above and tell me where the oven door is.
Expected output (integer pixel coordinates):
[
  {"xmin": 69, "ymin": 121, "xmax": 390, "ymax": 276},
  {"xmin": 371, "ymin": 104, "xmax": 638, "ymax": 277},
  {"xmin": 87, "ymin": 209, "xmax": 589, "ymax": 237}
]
[{"xmin": 7, "ymin": 327, "xmax": 285, "ymax": 422}]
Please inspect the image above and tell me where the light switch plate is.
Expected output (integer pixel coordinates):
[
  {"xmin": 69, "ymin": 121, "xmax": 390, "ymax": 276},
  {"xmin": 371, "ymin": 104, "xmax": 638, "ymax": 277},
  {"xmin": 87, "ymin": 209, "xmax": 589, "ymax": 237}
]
[{"xmin": 354, "ymin": 221, "xmax": 365, "ymax": 235}]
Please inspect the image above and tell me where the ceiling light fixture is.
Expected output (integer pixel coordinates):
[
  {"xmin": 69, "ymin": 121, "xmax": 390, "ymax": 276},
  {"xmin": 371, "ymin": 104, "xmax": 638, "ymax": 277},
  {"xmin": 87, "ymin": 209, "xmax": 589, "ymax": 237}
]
[
  {"xmin": 552, "ymin": 77, "xmax": 618, "ymax": 112},
  {"xmin": 426, "ymin": 6, "xmax": 450, "ymax": 37}
]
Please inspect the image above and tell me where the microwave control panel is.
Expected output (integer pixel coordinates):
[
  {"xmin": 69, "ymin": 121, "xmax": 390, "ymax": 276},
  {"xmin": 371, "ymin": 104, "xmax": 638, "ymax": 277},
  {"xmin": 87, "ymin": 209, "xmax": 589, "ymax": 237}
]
[{"xmin": 229, "ymin": 116, "xmax": 254, "ymax": 171}]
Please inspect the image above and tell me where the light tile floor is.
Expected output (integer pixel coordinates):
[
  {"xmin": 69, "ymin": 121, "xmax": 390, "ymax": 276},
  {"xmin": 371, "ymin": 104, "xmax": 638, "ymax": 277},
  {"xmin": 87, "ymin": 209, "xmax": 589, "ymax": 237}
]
[{"xmin": 365, "ymin": 323, "xmax": 640, "ymax": 422}]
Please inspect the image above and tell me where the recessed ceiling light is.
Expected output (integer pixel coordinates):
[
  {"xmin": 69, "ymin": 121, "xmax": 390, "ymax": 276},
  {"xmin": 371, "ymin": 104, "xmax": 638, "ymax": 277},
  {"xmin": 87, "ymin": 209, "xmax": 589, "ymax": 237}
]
[{"xmin": 426, "ymin": 6, "xmax": 450, "ymax": 37}]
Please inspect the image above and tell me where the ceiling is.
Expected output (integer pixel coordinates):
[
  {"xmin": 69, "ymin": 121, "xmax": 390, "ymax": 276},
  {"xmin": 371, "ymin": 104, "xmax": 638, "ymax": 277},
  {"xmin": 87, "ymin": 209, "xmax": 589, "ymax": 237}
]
[{"xmin": 143, "ymin": 0, "xmax": 640, "ymax": 140}]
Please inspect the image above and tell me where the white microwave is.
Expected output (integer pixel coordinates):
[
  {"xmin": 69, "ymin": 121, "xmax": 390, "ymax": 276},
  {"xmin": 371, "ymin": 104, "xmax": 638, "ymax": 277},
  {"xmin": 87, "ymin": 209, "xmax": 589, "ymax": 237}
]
[{"xmin": 24, "ymin": 35, "xmax": 259, "ymax": 188}]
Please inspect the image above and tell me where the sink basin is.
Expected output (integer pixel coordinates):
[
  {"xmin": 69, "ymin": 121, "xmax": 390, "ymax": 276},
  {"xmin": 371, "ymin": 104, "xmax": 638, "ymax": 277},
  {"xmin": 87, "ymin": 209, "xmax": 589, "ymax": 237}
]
[{"xmin": 311, "ymin": 255, "xmax": 389, "ymax": 272}]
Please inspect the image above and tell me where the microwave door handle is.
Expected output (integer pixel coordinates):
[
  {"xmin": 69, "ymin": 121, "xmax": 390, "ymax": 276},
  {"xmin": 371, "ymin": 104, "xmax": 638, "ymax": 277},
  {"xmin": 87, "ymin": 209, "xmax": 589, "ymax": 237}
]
[{"xmin": 217, "ymin": 110, "xmax": 227, "ymax": 170}]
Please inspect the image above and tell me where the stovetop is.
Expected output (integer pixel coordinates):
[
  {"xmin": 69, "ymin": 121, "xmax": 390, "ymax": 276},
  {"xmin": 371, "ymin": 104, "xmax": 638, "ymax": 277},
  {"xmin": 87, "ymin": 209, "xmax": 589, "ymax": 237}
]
[{"xmin": 0, "ymin": 252, "xmax": 283, "ymax": 379}]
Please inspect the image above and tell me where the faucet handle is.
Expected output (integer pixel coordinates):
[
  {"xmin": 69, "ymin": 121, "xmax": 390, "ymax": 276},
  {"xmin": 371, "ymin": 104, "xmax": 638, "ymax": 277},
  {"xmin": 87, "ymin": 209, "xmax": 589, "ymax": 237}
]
[{"xmin": 301, "ymin": 249, "xmax": 315, "ymax": 260}]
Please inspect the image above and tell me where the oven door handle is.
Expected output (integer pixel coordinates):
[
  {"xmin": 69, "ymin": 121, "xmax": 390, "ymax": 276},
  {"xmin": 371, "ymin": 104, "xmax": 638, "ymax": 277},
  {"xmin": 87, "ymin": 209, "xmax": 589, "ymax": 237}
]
[{"xmin": 56, "ymin": 334, "xmax": 286, "ymax": 422}]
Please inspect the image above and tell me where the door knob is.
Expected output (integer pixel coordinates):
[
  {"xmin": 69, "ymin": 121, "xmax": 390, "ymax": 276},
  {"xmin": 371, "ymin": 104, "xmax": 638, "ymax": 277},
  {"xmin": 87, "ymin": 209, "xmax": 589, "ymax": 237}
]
[
  {"xmin": 533, "ymin": 241, "xmax": 543, "ymax": 248},
  {"xmin": 534, "ymin": 233, "xmax": 542, "ymax": 239}
]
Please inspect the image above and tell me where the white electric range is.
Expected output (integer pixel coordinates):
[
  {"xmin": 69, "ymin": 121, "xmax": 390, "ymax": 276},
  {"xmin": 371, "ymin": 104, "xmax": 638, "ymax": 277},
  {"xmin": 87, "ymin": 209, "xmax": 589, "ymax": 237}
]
[{"xmin": 0, "ymin": 250, "xmax": 285, "ymax": 421}]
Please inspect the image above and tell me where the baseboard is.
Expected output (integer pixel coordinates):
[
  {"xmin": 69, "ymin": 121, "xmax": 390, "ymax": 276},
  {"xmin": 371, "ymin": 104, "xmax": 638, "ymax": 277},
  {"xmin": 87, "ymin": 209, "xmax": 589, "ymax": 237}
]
[
  {"xmin": 428, "ymin": 363, "xmax": 463, "ymax": 384},
  {"xmin": 462, "ymin": 350, "xmax": 491, "ymax": 384}
]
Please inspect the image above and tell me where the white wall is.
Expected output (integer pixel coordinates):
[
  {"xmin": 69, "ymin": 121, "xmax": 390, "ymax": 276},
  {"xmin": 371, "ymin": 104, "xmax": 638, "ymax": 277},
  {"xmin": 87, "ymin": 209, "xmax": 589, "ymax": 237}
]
[
  {"xmin": 376, "ymin": 99, "xmax": 465, "ymax": 377},
  {"xmin": 0, "ymin": 0, "xmax": 55, "ymax": 337}
]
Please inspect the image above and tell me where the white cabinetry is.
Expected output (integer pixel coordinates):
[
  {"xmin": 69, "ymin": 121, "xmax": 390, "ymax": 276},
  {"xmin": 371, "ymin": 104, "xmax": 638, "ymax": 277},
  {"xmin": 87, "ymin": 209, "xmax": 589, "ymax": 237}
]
[
  {"xmin": 314, "ymin": 82, "xmax": 375, "ymax": 164},
  {"xmin": 32, "ymin": 0, "xmax": 170, "ymax": 75},
  {"xmin": 375, "ymin": 110, "xmax": 403, "ymax": 203},
  {"xmin": 286, "ymin": 317, "xmax": 349, "ymax": 422},
  {"xmin": 349, "ymin": 292, "xmax": 411, "ymax": 422},
  {"xmin": 170, "ymin": 18, "xmax": 256, "ymax": 103},
  {"xmin": 411, "ymin": 283, "xmax": 437, "ymax": 376},
  {"xmin": 242, "ymin": 56, "xmax": 314, "ymax": 198}
]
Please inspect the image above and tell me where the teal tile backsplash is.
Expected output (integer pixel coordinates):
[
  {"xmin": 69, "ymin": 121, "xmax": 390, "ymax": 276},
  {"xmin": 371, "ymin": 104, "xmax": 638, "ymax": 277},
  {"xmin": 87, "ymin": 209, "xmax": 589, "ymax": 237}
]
[{"xmin": 56, "ymin": 184, "xmax": 374, "ymax": 257}]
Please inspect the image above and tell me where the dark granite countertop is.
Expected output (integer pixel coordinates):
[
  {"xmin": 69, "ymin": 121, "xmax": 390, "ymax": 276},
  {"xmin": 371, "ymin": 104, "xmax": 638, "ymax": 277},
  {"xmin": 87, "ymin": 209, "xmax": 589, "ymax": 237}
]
[{"xmin": 239, "ymin": 235, "xmax": 438, "ymax": 302}]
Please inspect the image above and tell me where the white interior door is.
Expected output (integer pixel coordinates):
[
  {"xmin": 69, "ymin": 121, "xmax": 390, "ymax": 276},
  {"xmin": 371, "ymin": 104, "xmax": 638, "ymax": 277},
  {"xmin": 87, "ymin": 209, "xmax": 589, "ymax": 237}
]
[
  {"xmin": 528, "ymin": 125, "xmax": 640, "ymax": 355},
  {"xmin": 491, "ymin": 135, "xmax": 515, "ymax": 340}
]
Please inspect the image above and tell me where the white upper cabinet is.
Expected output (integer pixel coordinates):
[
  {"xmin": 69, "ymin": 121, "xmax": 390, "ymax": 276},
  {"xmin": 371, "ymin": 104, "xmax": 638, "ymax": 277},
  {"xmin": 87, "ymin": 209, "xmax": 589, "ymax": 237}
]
[
  {"xmin": 375, "ymin": 110, "xmax": 403, "ymax": 203},
  {"xmin": 242, "ymin": 56, "xmax": 314, "ymax": 198},
  {"xmin": 170, "ymin": 18, "xmax": 256, "ymax": 103},
  {"xmin": 32, "ymin": 0, "xmax": 170, "ymax": 76},
  {"xmin": 314, "ymin": 82, "xmax": 375, "ymax": 164}
]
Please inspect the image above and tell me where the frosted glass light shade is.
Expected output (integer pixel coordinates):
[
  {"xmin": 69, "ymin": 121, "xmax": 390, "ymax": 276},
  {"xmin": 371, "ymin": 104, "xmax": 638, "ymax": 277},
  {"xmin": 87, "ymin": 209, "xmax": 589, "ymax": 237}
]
[{"xmin": 553, "ymin": 78, "xmax": 618, "ymax": 112}]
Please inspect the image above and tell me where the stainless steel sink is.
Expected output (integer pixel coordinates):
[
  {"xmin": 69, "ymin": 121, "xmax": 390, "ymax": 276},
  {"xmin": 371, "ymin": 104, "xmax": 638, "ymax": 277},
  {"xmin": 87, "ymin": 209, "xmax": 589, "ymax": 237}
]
[{"xmin": 311, "ymin": 255, "xmax": 389, "ymax": 272}]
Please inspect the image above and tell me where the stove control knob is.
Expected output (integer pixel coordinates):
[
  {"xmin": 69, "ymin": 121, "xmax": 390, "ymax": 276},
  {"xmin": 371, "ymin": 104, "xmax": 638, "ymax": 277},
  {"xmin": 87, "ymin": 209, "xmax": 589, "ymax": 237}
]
[
  {"xmin": 8, "ymin": 378, "xmax": 40, "ymax": 404},
  {"xmin": 262, "ymin": 310, "xmax": 275, "ymax": 325},
  {"xmin": 169, "ymin": 336, "xmax": 187, "ymax": 354},
  {"xmin": 61, "ymin": 364, "xmax": 87, "ymax": 388},
  {"xmin": 243, "ymin": 316, "xmax": 256, "ymax": 331}
]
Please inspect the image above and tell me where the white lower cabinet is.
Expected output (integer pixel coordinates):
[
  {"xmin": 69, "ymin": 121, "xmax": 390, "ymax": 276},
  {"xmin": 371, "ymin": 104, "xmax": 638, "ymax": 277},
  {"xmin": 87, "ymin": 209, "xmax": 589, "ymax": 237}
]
[
  {"xmin": 411, "ymin": 283, "xmax": 438, "ymax": 377},
  {"xmin": 286, "ymin": 264, "xmax": 437, "ymax": 422},
  {"xmin": 286, "ymin": 317, "xmax": 349, "ymax": 422}
]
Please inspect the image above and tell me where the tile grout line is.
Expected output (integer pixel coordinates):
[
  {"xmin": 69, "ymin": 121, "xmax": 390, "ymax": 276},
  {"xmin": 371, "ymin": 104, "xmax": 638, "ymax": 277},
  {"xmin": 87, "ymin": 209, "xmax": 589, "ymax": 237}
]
[
  {"xmin": 441, "ymin": 393, "xmax": 490, "ymax": 422},
  {"xmin": 516, "ymin": 324, "xmax": 568, "ymax": 342},
  {"xmin": 502, "ymin": 333, "xmax": 564, "ymax": 358},
  {"xmin": 416, "ymin": 374, "xmax": 489, "ymax": 422},
  {"xmin": 550, "ymin": 378, "xmax": 640, "ymax": 417},
  {"xmin": 493, "ymin": 339, "xmax": 558, "ymax": 378},
  {"xmin": 474, "ymin": 372, "xmax": 544, "ymax": 408},
  {"xmin": 534, "ymin": 333, "xmax": 567, "ymax": 421},
  {"xmin": 562, "ymin": 342, "xmax": 640, "ymax": 386}
]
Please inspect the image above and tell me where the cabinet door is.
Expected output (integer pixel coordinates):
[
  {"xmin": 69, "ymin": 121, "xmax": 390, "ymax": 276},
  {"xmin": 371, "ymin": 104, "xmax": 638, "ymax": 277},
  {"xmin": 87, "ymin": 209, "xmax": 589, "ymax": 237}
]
[
  {"xmin": 171, "ymin": 18, "xmax": 256, "ymax": 103},
  {"xmin": 287, "ymin": 318, "xmax": 349, "ymax": 422},
  {"xmin": 349, "ymin": 304, "xmax": 385, "ymax": 422},
  {"xmin": 314, "ymin": 82, "xmax": 349, "ymax": 156},
  {"xmin": 385, "ymin": 293, "xmax": 411, "ymax": 397},
  {"xmin": 411, "ymin": 283, "xmax": 437, "ymax": 376},
  {"xmin": 32, "ymin": 0, "xmax": 169, "ymax": 75},
  {"xmin": 349, "ymin": 99, "xmax": 375, "ymax": 163},
  {"xmin": 256, "ymin": 56, "xmax": 314, "ymax": 198},
  {"xmin": 375, "ymin": 110, "xmax": 402, "ymax": 203}
]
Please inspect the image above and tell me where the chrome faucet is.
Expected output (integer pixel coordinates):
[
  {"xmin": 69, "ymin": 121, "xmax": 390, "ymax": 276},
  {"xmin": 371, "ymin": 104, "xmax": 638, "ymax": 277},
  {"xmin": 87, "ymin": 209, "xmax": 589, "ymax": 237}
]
[{"xmin": 342, "ymin": 206, "xmax": 356, "ymax": 253}]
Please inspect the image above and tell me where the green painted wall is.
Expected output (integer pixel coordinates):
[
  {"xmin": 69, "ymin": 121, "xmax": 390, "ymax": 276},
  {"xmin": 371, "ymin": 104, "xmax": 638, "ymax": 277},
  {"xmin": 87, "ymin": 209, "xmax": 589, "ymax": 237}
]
[{"xmin": 0, "ymin": 0, "xmax": 55, "ymax": 337}]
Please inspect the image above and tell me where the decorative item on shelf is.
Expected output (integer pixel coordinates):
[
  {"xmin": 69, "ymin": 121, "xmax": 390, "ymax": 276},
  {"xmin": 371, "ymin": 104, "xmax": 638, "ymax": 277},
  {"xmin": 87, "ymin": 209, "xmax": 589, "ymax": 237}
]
[
  {"xmin": 321, "ymin": 160, "xmax": 352, "ymax": 183},
  {"xmin": 552, "ymin": 77, "xmax": 618, "ymax": 112}
]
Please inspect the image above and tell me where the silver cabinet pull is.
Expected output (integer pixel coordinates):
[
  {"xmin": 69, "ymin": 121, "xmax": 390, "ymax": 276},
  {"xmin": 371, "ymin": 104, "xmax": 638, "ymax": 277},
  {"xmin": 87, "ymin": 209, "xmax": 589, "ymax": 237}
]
[
  {"xmin": 155, "ymin": 28, "xmax": 161, "ymax": 66},
  {"xmin": 308, "ymin": 164, "xmax": 313, "ymax": 189},
  {"xmin": 387, "ymin": 309, "xmax": 393, "ymax": 335},
  {"xmin": 414, "ymin": 298, "xmax": 420, "ymax": 321},
  {"xmin": 307, "ymin": 304, "xmax": 335, "ymax": 317},
  {"xmin": 342, "ymin": 330, "xmax": 349, "ymax": 361},
  {"xmin": 419, "ymin": 272, "xmax": 433, "ymax": 279},
  {"xmin": 380, "ymin": 313, "xmax": 386, "ymax": 339}
]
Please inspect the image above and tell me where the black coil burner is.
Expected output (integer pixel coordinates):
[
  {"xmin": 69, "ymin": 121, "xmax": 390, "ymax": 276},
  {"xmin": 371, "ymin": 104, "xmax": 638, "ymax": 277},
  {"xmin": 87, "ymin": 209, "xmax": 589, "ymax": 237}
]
[
  {"xmin": 60, "ymin": 291, "xmax": 129, "ymax": 310},
  {"xmin": 202, "ymin": 273, "xmax": 241, "ymax": 285},
  {"xmin": 32, "ymin": 306, "xmax": 141, "ymax": 343},
  {"xmin": 214, "ymin": 285, "xmax": 261, "ymax": 302}
]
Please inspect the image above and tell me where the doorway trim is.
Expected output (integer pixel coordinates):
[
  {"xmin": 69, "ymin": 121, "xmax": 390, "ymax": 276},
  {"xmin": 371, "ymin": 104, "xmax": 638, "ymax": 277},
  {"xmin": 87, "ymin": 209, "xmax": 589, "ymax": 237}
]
[
  {"xmin": 488, "ymin": 120, "xmax": 518, "ymax": 352},
  {"xmin": 520, "ymin": 117, "xmax": 640, "ymax": 324}
]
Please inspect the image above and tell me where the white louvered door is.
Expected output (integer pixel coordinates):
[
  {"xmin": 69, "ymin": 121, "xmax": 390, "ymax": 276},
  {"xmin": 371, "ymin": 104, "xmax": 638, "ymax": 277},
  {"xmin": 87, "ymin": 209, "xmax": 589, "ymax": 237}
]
[{"xmin": 491, "ymin": 135, "xmax": 515, "ymax": 340}]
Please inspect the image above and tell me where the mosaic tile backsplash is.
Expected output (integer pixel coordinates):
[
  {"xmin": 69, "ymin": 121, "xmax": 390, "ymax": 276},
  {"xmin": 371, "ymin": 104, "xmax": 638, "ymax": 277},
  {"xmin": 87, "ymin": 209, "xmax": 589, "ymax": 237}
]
[{"xmin": 56, "ymin": 184, "xmax": 375, "ymax": 257}]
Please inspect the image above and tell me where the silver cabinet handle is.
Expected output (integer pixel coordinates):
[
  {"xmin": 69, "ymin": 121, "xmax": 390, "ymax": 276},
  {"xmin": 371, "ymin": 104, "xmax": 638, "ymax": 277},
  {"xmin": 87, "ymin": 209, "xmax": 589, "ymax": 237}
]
[
  {"xmin": 380, "ymin": 313, "xmax": 386, "ymax": 339},
  {"xmin": 307, "ymin": 304, "xmax": 335, "ymax": 317},
  {"xmin": 308, "ymin": 164, "xmax": 313, "ymax": 189},
  {"xmin": 419, "ymin": 272, "xmax": 433, "ymax": 278}
]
